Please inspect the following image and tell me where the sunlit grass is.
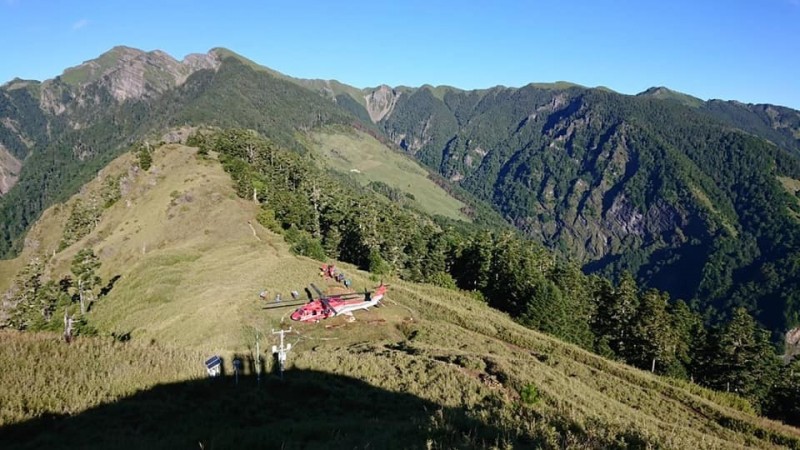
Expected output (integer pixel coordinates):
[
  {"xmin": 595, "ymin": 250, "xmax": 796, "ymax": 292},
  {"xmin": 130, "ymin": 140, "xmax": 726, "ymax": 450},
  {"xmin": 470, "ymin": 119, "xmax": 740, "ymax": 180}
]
[
  {"xmin": 308, "ymin": 128, "xmax": 470, "ymax": 222},
  {"xmin": 0, "ymin": 331, "xmax": 204, "ymax": 427},
  {"xmin": 2, "ymin": 143, "xmax": 800, "ymax": 448}
]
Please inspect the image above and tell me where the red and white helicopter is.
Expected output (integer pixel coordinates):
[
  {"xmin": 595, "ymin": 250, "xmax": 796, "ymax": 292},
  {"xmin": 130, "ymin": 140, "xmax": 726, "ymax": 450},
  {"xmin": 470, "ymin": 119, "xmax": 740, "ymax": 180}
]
[{"xmin": 265, "ymin": 283, "xmax": 388, "ymax": 323}]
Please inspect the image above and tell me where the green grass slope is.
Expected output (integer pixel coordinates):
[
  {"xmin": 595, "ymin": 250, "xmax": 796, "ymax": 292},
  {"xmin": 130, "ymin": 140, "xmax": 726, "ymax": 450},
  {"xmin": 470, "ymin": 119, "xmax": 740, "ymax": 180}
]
[
  {"xmin": 2, "ymin": 143, "xmax": 800, "ymax": 448},
  {"xmin": 210, "ymin": 47, "xmax": 370, "ymax": 109},
  {"xmin": 307, "ymin": 128, "xmax": 470, "ymax": 222}
]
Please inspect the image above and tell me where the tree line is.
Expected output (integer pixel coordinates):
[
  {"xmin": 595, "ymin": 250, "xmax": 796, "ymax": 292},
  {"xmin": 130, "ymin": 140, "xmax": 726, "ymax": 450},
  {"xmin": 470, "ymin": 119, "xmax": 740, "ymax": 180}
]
[
  {"xmin": 371, "ymin": 84, "xmax": 800, "ymax": 341},
  {"xmin": 5, "ymin": 129, "xmax": 798, "ymax": 426},
  {"xmin": 192, "ymin": 128, "xmax": 799, "ymax": 425},
  {"xmin": 6, "ymin": 247, "xmax": 101, "ymax": 339}
]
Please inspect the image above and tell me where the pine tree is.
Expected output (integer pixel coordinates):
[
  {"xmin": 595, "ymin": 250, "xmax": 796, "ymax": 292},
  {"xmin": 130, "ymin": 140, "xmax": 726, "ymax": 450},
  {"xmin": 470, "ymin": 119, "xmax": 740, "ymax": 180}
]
[
  {"xmin": 402, "ymin": 232, "xmax": 427, "ymax": 282},
  {"xmin": 422, "ymin": 228, "xmax": 450, "ymax": 278},
  {"xmin": 520, "ymin": 278, "xmax": 564, "ymax": 333},
  {"xmin": 590, "ymin": 276, "xmax": 618, "ymax": 358},
  {"xmin": 457, "ymin": 230, "xmax": 494, "ymax": 291},
  {"xmin": 705, "ymin": 307, "xmax": 780, "ymax": 407},
  {"xmin": 594, "ymin": 271, "xmax": 639, "ymax": 359},
  {"xmin": 668, "ymin": 299, "xmax": 705, "ymax": 380},
  {"xmin": 59, "ymin": 198, "xmax": 101, "ymax": 251},
  {"xmin": 547, "ymin": 261, "xmax": 596, "ymax": 350},
  {"xmin": 629, "ymin": 289, "xmax": 676, "ymax": 374},
  {"xmin": 71, "ymin": 248, "xmax": 101, "ymax": 315},
  {"xmin": 7, "ymin": 258, "xmax": 44, "ymax": 330},
  {"xmin": 767, "ymin": 358, "xmax": 800, "ymax": 426},
  {"xmin": 136, "ymin": 142, "xmax": 153, "ymax": 171},
  {"xmin": 321, "ymin": 224, "xmax": 343, "ymax": 259},
  {"xmin": 487, "ymin": 233, "xmax": 528, "ymax": 315},
  {"xmin": 367, "ymin": 248, "xmax": 391, "ymax": 275}
]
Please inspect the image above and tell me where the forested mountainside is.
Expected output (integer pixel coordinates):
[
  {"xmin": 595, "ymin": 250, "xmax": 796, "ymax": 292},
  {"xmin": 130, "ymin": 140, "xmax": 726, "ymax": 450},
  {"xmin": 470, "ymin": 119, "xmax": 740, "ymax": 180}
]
[
  {"xmin": 0, "ymin": 47, "xmax": 362, "ymax": 258},
  {"xmin": 702, "ymin": 99, "xmax": 800, "ymax": 155},
  {"xmin": 3, "ymin": 137, "xmax": 800, "ymax": 447},
  {"xmin": 5, "ymin": 126, "xmax": 800, "ymax": 440},
  {"xmin": 3, "ymin": 44, "xmax": 800, "ymax": 342},
  {"xmin": 354, "ymin": 83, "xmax": 800, "ymax": 336}
]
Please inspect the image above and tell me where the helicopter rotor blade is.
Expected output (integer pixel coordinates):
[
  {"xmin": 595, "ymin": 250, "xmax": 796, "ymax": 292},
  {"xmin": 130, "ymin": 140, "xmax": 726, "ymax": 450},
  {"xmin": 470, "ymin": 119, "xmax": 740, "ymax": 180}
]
[
  {"xmin": 310, "ymin": 283, "xmax": 325, "ymax": 299},
  {"xmin": 262, "ymin": 300, "xmax": 308, "ymax": 310}
]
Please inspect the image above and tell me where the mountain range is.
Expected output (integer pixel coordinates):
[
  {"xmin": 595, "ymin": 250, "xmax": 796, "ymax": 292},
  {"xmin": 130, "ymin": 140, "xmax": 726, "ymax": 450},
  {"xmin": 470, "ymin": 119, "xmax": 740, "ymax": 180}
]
[
  {"xmin": 3, "ymin": 46, "xmax": 800, "ymax": 338},
  {"xmin": 3, "ymin": 46, "xmax": 800, "ymax": 447}
]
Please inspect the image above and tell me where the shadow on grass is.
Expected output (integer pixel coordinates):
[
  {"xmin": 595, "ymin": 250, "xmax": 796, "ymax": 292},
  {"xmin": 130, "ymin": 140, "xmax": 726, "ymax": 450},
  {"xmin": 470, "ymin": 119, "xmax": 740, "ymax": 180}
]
[
  {"xmin": 0, "ymin": 369, "xmax": 509, "ymax": 450},
  {"xmin": 100, "ymin": 274, "xmax": 123, "ymax": 297}
]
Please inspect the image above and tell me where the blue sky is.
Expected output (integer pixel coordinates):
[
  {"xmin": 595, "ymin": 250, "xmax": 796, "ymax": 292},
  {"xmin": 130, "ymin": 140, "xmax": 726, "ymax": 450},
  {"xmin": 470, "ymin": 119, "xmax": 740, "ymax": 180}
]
[{"xmin": 1, "ymin": 0, "xmax": 799, "ymax": 108}]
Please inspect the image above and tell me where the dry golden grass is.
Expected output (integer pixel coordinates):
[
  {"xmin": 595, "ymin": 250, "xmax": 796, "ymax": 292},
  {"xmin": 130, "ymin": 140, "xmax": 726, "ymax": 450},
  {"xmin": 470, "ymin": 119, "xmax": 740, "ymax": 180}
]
[
  {"xmin": 0, "ymin": 330, "xmax": 204, "ymax": 427},
  {"xmin": 2, "ymin": 143, "xmax": 799, "ymax": 448}
]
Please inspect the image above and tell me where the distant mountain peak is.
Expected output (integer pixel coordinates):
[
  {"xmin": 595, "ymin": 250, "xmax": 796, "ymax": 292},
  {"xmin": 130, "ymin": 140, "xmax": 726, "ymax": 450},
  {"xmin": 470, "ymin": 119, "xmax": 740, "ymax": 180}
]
[
  {"xmin": 364, "ymin": 84, "xmax": 400, "ymax": 122},
  {"xmin": 637, "ymin": 86, "xmax": 704, "ymax": 108},
  {"xmin": 55, "ymin": 46, "xmax": 222, "ymax": 103}
]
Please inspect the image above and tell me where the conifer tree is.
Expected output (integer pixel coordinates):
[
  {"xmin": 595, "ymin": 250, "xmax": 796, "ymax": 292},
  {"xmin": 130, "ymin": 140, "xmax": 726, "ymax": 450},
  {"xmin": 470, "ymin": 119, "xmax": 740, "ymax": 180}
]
[
  {"xmin": 71, "ymin": 248, "xmax": 101, "ymax": 315},
  {"xmin": 7, "ymin": 258, "xmax": 44, "ymax": 330},
  {"xmin": 455, "ymin": 230, "xmax": 494, "ymax": 291},
  {"xmin": 136, "ymin": 143, "xmax": 153, "ymax": 171},
  {"xmin": 705, "ymin": 308, "xmax": 780, "ymax": 407},
  {"xmin": 767, "ymin": 358, "xmax": 800, "ymax": 426},
  {"xmin": 488, "ymin": 233, "xmax": 529, "ymax": 315},
  {"xmin": 594, "ymin": 271, "xmax": 639, "ymax": 359},
  {"xmin": 547, "ymin": 261, "xmax": 596, "ymax": 349},
  {"xmin": 668, "ymin": 299, "xmax": 705, "ymax": 380},
  {"xmin": 590, "ymin": 276, "xmax": 618, "ymax": 358},
  {"xmin": 629, "ymin": 289, "xmax": 676, "ymax": 373}
]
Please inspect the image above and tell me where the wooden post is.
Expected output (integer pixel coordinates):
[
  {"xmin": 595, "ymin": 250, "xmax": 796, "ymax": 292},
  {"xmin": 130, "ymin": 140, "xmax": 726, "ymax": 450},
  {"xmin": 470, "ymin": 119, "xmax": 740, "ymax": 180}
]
[
  {"xmin": 246, "ymin": 144, "xmax": 255, "ymax": 164},
  {"xmin": 64, "ymin": 311, "xmax": 73, "ymax": 344},
  {"xmin": 255, "ymin": 331, "xmax": 261, "ymax": 386},
  {"xmin": 311, "ymin": 181, "xmax": 320, "ymax": 239},
  {"xmin": 78, "ymin": 279, "xmax": 85, "ymax": 315}
]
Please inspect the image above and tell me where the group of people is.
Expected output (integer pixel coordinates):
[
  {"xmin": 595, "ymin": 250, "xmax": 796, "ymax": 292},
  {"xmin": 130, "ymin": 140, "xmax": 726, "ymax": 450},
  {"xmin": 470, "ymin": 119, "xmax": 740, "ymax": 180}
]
[
  {"xmin": 320, "ymin": 264, "xmax": 352, "ymax": 288},
  {"xmin": 259, "ymin": 290, "xmax": 301, "ymax": 303},
  {"xmin": 258, "ymin": 263, "xmax": 352, "ymax": 304}
]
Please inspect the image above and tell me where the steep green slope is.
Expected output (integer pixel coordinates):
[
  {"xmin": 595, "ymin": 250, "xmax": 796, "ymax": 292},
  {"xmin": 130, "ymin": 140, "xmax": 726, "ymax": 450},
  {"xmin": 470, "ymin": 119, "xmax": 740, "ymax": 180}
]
[
  {"xmin": 2, "ymin": 143, "xmax": 800, "ymax": 449},
  {"xmin": 0, "ymin": 51, "xmax": 362, "ymax": 259},
  {"xmin": 307, "ymin": 128, "xmax": 469, "ymax": 221},
  {"xmin": 376, "ymin": 84, "xmax": 800, "ymax": 335},
  {"xmin": 159, "ymin": 56, "xmax": 357, "ymax": 152},
  {"xmin": 702, "ymin": 100, "xmax": 800, "ymax": 155},
  {"xmin": 0, "ymin": 81, "xmax": 55, "ymax": 161}
]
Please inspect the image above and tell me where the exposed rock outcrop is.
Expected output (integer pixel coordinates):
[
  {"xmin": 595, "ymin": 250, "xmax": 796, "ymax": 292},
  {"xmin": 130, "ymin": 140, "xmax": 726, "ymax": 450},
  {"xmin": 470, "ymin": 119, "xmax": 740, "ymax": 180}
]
[
  {"xmin": 42, "ymin": 47, "xmax": 223, "ymax": 114},
  {"xmin": 364, "ymin": 85, "xmax": 399, "ymax": 123},
  {"xmin": 0, "ymin": 144, "xmax": 21, "ymax": 195},
  {"xmin": 786, "ymin": 327, "xmax": 800, "ymax": 362}
]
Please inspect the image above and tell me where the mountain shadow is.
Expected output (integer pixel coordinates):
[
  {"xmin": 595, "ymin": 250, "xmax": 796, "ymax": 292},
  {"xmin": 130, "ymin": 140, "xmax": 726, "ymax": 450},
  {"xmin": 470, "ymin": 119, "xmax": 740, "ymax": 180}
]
[{"xmin": 0, "ymin": 369, "xmax": 511, "ymax": 449}]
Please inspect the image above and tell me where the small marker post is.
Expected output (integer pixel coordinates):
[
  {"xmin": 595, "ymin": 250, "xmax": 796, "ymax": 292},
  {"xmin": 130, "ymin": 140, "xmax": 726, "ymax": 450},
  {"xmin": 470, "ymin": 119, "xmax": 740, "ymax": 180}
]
[
  {"xmin": 271, "ymin": 327, "xmax": 293, "ymax": 380},
  {"xmin": 255, "ymin": 331, "xmax": 261, "ymax": 386},
  {"xmin": 233, "ymin": 358, "xmax": 242, "ymax": 385}
]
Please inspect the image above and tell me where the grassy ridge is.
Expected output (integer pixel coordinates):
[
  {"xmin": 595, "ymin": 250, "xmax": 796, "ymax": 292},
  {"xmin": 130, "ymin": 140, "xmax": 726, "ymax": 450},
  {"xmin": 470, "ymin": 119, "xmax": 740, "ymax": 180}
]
[
  {"xmin": 2, "ymin": 143, "xmax": 800, "ymax": 448},
  {"xmin": 308, "ymin": 128, "xmax": 469, "ymax": 222}
]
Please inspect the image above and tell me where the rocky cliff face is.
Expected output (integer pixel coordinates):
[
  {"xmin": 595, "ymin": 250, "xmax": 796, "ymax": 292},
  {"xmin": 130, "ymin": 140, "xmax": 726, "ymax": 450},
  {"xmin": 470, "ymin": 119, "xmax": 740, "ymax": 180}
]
[
  {"xmin": 0, "ymin": 144, "xmax": 21, "ymax": 195},
  {"xmin": 364, "ymin": 85, "xmax": 400, "ymax": 122},
  {"xmin": 373, "ymin": 84, "xmax": 800, "ymax": 313},
  {"xmin": 785, "ymin": 327, "xmax": 800, "ymax": 362},
  {"xmin": 494, "ymin": 114, "xmax": 692, "ymax": 266},
  {"xmin": 0, "ymin": 46, "xmax": 223, "ymax": 197},
  {"xmin": 40, "ymin": 47, "xmax": 222, "ymax": 118}
]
